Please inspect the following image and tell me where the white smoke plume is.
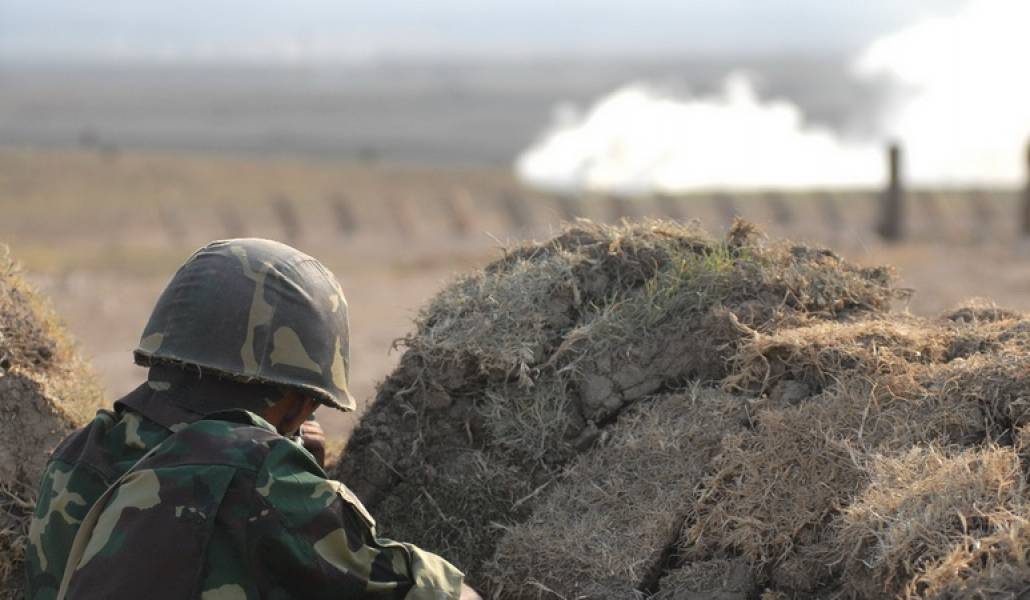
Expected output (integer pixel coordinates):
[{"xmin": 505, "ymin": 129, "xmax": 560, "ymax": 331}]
[
  {"xmin": 857, "ymin": 0, "xmax": 1030, "ymax": 185},
  {"xmin": 517, "ymin": 0, "xmax": 1030, "ymax": 193},
  {"xmin": 516, "ymin": 74, "xmax": 881, "ymax": 194}
]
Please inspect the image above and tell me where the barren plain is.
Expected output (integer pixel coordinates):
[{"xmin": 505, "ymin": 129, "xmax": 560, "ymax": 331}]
[{"xmin": 1, "ymin": 149, "xmax": 1028, "ymax": 439}]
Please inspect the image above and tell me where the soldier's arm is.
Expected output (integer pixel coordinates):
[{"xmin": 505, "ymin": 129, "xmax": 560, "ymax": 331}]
[{"xmin": 251, "ymin": 438, "xmax": 468, "ymax": 599}]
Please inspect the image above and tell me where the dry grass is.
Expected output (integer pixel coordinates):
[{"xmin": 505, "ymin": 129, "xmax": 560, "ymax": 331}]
[
  {"xmin": 0, "ymin": 248, "xmax": 103, "ymax": 425},
  {"xmin": 724, "ymin": 317, "xmax": 953, "ymax": 397},
  {"xmin": 372, "ymin": 447, "xmax": 535, "ymax": 581},
  {"xmin": 676, "ymin": 313, "xmax": 1026, "ymax": 597},
  {"xmin": 918, "ymin": 520, "xmax": 1030, "ymax": 600},
  {"xmin": 652, "ymin": 558, "xmax": 754, "ymax": 600},
  {"xmin": 0, "ymin": 480, "xmax": 32, "ymax": 600},
  {"xmin": 834, "ymin": 446, "xmax": 1027, "ymax": 599},
  {"xmin": 486, "ymin": 388, "xmax": 747, "ymax": 599},
  {"xmin": 677, "ymin": 372, "xmax": 987, "ymax": 595},
  {"xmin": 335, "ymin": 219, "xmax": 1030, "ymax": 598},
  {"xmin": 672, "ymin": 313, "xmax": 1028, "ymax": 599},
  {"xmin": 684, "ymin": 400, "xmax": 867, "ymax": 593},
  {"xmin": 335, "ymin": 220, "xmax": 902, "ymax": 590},
  {"xmin": 1, "ymin": 247, "xmax": 66, "ymax": 376},
  {"xmin": 0, "ymin": 249, "xmax": 103, "ymax": 596}
]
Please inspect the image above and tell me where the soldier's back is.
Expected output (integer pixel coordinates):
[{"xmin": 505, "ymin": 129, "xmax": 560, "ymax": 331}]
[
  {"xmin": 27, "ymin": 404, "xmax": 173, "ymax": 599},
  {"xmin": 57, "ymin": 411, "xmax": 289, "ymax": 599},
  {"xmin": 29, "ymin": 406, "xmax": 461, "ymax": 600}
]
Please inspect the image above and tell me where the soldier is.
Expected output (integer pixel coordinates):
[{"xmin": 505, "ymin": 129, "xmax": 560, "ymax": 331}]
[{"xmin": 26, "ymin": 238, "xmax": 482, "ymax": 600}]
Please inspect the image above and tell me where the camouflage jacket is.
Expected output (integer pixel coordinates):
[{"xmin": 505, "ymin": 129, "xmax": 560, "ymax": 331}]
[{"xmin": 26, "ymin": 367, "xmax": 464, "ymax": 599}]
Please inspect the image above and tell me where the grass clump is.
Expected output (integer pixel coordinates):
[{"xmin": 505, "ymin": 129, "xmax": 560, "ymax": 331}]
[
  {"xmin": 486, "ymin": 387, "xmax": 747, "ymax": 598},
  {"xmin": 0, "ymin": 247, "xmax": 103, "ymax": 598},
  {"xmin": 335, "ymin": 219, "xmax": 900, "ymax": 588},
  {"xmin": 334, "ymin": 219, "xmax": 1030, "ymax": 597},
  {"xmin": 0, "ymin": 248, "xmax": 103, "ymax": 425},
  {"xmin": 724, "ymin": 317, "xmax": 953, "ymax": 398},
  {"xmin": 833, "ymin": 446, "xmax": 1027, "ymax": 599},
  {"xmin": 682, "ymin": 375, "xmax": 990, "ymax": 596}
]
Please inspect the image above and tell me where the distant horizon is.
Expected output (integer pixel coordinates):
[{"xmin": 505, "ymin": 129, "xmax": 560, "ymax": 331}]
[
  {"xmin": 0, "ymin": 0, "xmax": 966, "ymax": 64},
  {"xmin": 0, "ymin": 55, "xmax": 879, "ymax": 167},
  {"xmin": 0, "ymin": 51, "xmax": 861, "ymax": 69},
  {"xmin": 3, "ymin": 0, "xmax": 1023, "ymax": 188}
]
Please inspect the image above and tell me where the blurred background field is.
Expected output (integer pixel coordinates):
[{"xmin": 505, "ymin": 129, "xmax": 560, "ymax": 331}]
[
  {"xmin": 2, "ymin": 0, "xmax": 1029, "ymax": 438},
  {"xmin": 1, "ymin": 147, "xmax": 1028, "ymax": 437}
]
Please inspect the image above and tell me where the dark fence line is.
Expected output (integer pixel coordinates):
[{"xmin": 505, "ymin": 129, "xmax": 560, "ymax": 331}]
[{"xmin": 194, "ymin": 141, "xmax": 1030, "ymax": 244}]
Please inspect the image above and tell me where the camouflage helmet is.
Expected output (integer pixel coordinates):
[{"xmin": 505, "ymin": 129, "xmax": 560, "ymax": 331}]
[{"xmin": 133, "ymin": 238, "xmax": 356, "ymax": 411}]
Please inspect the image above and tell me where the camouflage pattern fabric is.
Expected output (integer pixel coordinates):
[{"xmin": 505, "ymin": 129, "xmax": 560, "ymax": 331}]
[
  {"xmin": 25, "ymin": 367, "xmax": 464, "ymax": 599},
  {"xmin": 135, "ymin": 238, "xmax": 357, "ymax": 412}
]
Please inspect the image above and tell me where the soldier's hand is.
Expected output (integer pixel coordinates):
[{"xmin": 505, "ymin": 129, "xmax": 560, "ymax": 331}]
[
  {"xmin": 300, "ymin": 419, "xmax": 326, "ymax": 468},
  {"xmin": 459, "ymin": 584, "xmax": 483, "ymax": 600}
]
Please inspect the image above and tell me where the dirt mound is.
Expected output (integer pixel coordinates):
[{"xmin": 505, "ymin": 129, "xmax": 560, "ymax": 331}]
[
  {"xmin": 335, "ymin": 220, "xmax": 918, "ymax": 594},
  {"xmin": 335, "ymin": 220, "xmax": 1030, "ymax": 598},
  {"xmin": 0, "ymin": 249, "xmax": 102, "ymax": 599}
]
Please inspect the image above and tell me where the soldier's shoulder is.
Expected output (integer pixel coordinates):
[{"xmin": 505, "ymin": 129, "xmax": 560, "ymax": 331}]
[
  {"xmin": 145, "ymin": 409, "xmax": 294, "ymax": 473},
  {"xmin": 50, "ymin": 409, "xmax": 115, "ymax": 459},
  {"xmin": 49, "ymin": 409, "xmax": 138, "ymax": 480},
  {"xmin": 187, "ymin": 408, "xmax": 280, "ymax": 437}
]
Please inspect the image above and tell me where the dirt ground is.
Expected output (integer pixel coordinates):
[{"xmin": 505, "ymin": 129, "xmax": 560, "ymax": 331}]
[{"xmin": 1, "ymin": 149, "xmax": 1028, "ymax": 439}]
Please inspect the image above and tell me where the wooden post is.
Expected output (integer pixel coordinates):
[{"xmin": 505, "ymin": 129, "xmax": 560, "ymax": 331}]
[
  {"xmin": 1022, "ymin": 141, "xmax": 1030, "ymax": 236},
  {"xmin": 877, "ymin": 143, "xmax": 905, "ymax": 242}
]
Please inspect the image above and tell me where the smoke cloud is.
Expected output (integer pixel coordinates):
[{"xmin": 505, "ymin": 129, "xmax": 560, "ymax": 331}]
[
  {"xmin": 857, "ymin": 0, "xmax": 1030, "ymax": 185},
  {"xmin": 517, "ymin": 0, "xmax": 1030, "ymax": 192},
  {"xmin": 516, "ymin": 75, "xmax": 881, "ymax": 194}
]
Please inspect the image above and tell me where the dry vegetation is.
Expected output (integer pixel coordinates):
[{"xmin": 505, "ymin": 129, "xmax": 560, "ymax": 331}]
[
  {"xmin": 335, "ymin": 219, "xmax": 1030, "ymax": 599},
  {"xmin": 0, "ymin": 250, "xmax": 103, "ymax": 599}
]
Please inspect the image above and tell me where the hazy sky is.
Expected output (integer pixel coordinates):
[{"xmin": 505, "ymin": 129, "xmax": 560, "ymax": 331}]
[{"xmin": 0, "ymin": 0, "xmax": 968, "ymax": 63}]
